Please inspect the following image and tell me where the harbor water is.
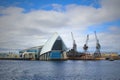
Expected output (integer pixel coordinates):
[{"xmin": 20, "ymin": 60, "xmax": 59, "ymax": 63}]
[{"xmin": 0, "ymin": 60, "xmax": 120, "ymax": 80}]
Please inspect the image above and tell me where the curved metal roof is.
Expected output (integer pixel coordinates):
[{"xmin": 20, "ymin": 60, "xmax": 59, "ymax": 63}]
[{"xmin": 40, "ymin": 32, "xmax": 67, "ymax": 55}]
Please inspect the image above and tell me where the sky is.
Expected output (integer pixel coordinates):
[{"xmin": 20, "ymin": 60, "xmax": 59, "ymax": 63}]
[{"xmin": 0, "ymin": 0, "xmax": 120, "ymax": 53}]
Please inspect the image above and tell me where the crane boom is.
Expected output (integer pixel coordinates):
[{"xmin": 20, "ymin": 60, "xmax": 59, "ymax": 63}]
[
  {"xmin": 71, "ymin": 32, "xmax": 77, "ymax": 51},
  {"xmin": 94, "ymin": 31, "xmax": 101, "ymax": 57},
  {"xmin": 86, "ymin": 34, "xmax": 89, "ymax": 45},
  {"xmin": 71, "ymin": 32, "xmax": 76, "ymax": 46},
  {"xmin": 94, "ymin": 31, "xmax": 99, "ymax": 43},
  {"xmin": 71, "ymin": 32, "xmax": 74, "ymax": 42}
]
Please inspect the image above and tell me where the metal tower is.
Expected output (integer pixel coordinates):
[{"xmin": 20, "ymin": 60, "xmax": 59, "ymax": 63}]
[
  {"xmin": 94, "ymin": 31, "xmax": 101, "ymax": 57},
  {"xmin": 71, "ymin": 32, "xmax": 77, "ymax": 52},
  {"xmin": 83, "ymin": 34, "xmax": 89, "ymax": 53}
]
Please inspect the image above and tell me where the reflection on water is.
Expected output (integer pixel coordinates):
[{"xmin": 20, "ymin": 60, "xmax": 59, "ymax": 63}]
[{"xmin": 0, "ymin": 60, "xmax": 120, "ymax": 80}]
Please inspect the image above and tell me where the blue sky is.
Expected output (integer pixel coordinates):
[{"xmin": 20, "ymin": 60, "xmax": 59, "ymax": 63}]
[
  {"xmin": 0, "ymin": 0, "xmax": 101, "ymax": 13},
  {"xmin": 0, "ymin": 0, "xmax": 120, "ymax": 53},
  {"xmin": 0, "ymin": 0, "xmax": 101, "ymax": 8}
]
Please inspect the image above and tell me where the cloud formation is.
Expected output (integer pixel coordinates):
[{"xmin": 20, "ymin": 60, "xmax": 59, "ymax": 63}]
[{"xmin": 0, "ymin": 0, "xmax": 120, "ymax": 53}]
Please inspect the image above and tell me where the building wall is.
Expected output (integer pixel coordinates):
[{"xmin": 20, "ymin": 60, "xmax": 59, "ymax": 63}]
[
  {"xmin": 23, "ymin": 53, "xmax": 35, "ymax": 59},
  {"xmin": 19, "ymin": 47, "xmax": 42, "ymax": 60},
  {"xmin": 49, "ymin": 50, "xmax": 61, "ymax": 59},
  {"xmin": 39, "ymin": 51, "xmax": 67, "ymax": 60}
]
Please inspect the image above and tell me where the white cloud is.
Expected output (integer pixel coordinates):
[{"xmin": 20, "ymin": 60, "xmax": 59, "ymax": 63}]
[
  {"xmin": 0, "ymin": 0, "xmax": 120, "ymax": 53},
  {"xmin": 4, "ymin": 7, "xmax": 23, "ymax": 14}
]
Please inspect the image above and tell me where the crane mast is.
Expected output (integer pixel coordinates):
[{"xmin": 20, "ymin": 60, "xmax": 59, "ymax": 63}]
[{"xmin": 94, "ymin": 31, "xmax": 101, "ymax": 57}]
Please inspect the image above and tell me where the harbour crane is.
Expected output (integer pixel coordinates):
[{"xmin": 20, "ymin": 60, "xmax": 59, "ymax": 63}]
[
  {"xmin": 94, "ymin": 31, "xmax": 101, "ymax": 57},
  {"xmin": 83, "ymin": 34, "xmax": 89, "ymax": 53},
  {"xmin": 71, "ymin": 32, "xmax": 77, "ymax": 52},
  {"xmin": 67, "ymin": 32, "xmax": 82, "ymax": 58}
]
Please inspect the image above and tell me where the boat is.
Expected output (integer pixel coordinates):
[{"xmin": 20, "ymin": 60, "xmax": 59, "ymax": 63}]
[{"xmin": 109, "ymin": 58, "xmax": 114, "ymax": 61}]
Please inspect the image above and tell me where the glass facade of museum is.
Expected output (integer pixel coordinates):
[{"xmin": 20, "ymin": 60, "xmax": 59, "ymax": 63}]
[{"xmin": 39, "ymin": 33, "xmax": 67, "ymax": 60}]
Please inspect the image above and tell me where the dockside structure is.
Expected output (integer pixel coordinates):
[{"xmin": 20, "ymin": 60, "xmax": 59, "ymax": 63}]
[
  {"xmin": 19, "ymin": 33, "xmax": 68, "ymax": 60},
  {"xmin": 39, "ymin": 32, "xmax": 67, "ymax": 60}
]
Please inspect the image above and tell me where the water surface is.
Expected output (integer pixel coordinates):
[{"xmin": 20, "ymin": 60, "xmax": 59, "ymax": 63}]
[{"xmin": 0, "ymin": 60, "xmax": 120, "ymax": 80}]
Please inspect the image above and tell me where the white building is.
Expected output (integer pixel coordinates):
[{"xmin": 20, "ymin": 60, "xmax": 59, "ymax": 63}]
[
  {"xmin": 19, "ymin": 32, "xmax": 67, "ymax": 60},
  {"xmin": 39, "ymin": 32, "xmax": 67, "ymax": 60},
  {"xmin": 19, "ymin": 46, "xmax": 43, "ymax": 60}
]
